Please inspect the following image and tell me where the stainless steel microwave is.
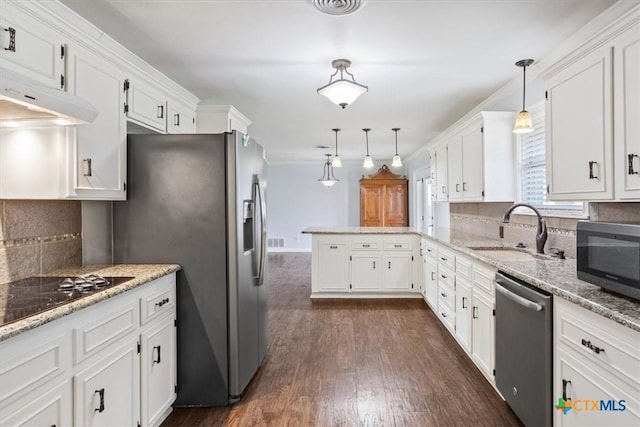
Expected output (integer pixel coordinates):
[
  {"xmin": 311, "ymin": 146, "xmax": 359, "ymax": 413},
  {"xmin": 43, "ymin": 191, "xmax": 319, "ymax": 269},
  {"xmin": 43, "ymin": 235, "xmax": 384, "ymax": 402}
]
[{"xmin": 577, "ymin": 221, "xmax": 640, "ymax": 301}]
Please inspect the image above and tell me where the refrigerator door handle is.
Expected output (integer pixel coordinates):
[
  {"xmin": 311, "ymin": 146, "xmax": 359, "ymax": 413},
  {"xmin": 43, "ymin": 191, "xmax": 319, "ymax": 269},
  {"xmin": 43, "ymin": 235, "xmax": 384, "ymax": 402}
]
[{"xmin": 255, "ymin": 175, "xmax": 267, "ymax": 286}]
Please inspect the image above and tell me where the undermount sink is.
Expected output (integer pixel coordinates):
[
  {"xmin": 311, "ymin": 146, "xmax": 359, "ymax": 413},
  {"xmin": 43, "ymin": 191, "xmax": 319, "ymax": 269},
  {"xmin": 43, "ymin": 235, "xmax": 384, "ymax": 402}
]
[{"xmin": 468, "ymin": 247, "xmax": 547, "ymax": 261}]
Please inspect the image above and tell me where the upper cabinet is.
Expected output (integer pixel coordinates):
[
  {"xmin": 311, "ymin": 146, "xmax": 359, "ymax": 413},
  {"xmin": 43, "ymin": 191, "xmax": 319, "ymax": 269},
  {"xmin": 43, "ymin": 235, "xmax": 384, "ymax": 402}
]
[
  {"xmin": 167, "ymin": 99, "xmax": 196, "ymax": 134},
  {"xmin": 544, "ymin": 16, "xmax": 639, "ymax": 201},
  {"xmin": 125, "ymin": 78, "xmax": 168, "ymax": 133},
  {"xmin": 0, "ymin": 3, "xmax": 66, "ymax": 89},
  {"xmin": 432, "ymin": 111, "xmax": 515, "ymax": 203},
  {"xmin": 196, "ymin": 105, "xmax": 251, "ymax": 134}
]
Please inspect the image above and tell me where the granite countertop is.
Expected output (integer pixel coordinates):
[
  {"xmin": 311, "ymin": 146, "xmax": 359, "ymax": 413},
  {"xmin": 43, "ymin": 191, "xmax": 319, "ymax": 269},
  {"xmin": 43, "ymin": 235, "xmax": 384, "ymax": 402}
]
[
  {"xmin": 0, "ymin": 264, "xmax": 181, "ymax": 342},
  {"xmin": 303, "ymin": 226, "xmax": 640, "ymax": 332}
]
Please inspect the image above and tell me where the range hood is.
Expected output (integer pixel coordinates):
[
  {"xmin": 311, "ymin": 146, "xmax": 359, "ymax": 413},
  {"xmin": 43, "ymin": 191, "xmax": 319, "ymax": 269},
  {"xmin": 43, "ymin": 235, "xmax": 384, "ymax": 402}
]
[{"xmin": 0, "ymin": 67, "xmax": 98, "ymax": 127}]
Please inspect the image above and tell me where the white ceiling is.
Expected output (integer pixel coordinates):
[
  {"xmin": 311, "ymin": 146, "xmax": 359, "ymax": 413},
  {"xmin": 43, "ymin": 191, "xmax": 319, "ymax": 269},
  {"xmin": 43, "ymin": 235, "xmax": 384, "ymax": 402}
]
[{"xmin": 60, "ymin": 0, "xmax": 617, "ymax": 162}]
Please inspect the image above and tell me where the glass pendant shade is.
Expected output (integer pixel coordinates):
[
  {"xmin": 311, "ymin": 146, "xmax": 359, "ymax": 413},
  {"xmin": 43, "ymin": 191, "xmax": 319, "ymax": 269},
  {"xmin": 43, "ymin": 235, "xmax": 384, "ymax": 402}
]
[
  {"xmin": 513, "ymin": 58, "xmax": 535, "ymax": 134},
  {"xmin": 363, "ymin": 155, "xmax": 374, "ymax": 168},
  {"xmin": 513, "ymin": 110, "xmax": 534, "ymax": 134},
  {"xmin": 318, "ymin": 154, "xmax": 339, "ymax": 186},
  {"xmin": 331, "ymin": 154, "xmax": 342, "ymax": 167},
  {"xmin": 392, "ymin": 154, "xmax": 403, "ymax": 167},
  {"xmin": 317, "ymin": 59, "xmax": 368, "ymax": 109}
]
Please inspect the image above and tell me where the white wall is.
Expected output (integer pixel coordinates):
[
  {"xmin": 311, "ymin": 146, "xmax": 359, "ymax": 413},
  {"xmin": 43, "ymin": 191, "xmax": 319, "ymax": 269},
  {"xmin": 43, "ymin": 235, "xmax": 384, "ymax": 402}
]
[{"xmin": 267, "ymin": 160, "xmax": 407, "ymax": 251}]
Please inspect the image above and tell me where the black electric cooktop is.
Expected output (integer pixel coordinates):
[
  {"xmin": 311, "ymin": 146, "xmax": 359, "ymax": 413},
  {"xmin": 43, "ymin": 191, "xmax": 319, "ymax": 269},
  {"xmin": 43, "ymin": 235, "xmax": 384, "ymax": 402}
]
[{"xmin": 1, "ymin": 275, "xmax": 134, "ymax": 326}]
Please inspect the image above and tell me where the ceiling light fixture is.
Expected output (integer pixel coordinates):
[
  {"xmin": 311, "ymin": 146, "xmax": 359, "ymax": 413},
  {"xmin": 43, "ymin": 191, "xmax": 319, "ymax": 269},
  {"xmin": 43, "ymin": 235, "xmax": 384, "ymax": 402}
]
[
  {"xmin": 319, "ymin": 154, "xmax": 339, "ymax": 187},
  {"xmin": 513, "ymin": 58, "xmax": 535, "ymax": 134},
  {"xmin": 317, "ymin": 59, "xmax": 368, "ymax": 109},
  {"xmin": 331, "ymin": 128, "xmax": 342, "ymax": 167},
  {"xmin": 391, "ymin": 128, "xmax": 402, "ymax": 167},
  {"xmin": 362, "ymin": 128, "xmax": 374, "ymax": 169},
  {"xmin": 312, "ymin": 0, "xmax": 362, "ymax": 16}
]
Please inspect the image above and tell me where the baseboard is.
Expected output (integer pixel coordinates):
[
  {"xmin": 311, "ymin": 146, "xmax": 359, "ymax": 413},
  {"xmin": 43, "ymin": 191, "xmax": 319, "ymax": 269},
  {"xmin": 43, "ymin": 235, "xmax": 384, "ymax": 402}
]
[
  {"xmin": 310, "ymin": 292, "xmax": 423, "ymax": 299},
  {"xmin": 267, "ymin": 247, "xmax": 311, "ymax": 253}
]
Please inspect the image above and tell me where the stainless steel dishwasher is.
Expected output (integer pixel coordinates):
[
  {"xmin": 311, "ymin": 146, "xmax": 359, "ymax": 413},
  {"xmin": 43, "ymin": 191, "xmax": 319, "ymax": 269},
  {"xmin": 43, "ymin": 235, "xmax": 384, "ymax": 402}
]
[{"xmin": 495, "ymin": 272, "xmax": 553, "ymax": 427}]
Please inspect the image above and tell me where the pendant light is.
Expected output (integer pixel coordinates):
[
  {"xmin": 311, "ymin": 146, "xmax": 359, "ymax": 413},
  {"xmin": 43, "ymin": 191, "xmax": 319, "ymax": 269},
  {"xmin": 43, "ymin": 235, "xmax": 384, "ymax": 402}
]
[
  {"xmin": 513, "ymin": 59, "xmax": 535, "ymax": 134},
  {"xmin": 317, "ymin": 59, "xmax": 368, "ymax": 109},
  {"xmin": 331, "ymin": 128, "xmax": 342, "ymax": 167},
  {"xmin": 362, "ymin": 128, "xmax": 374, "ymax": 169},
  {"xmin": 391, "ymin": 128, "xmax": 402, "ymax": 167},
  {"xmin": 318, "ymin": 154, "xmax": 339, "ymax": 187}
]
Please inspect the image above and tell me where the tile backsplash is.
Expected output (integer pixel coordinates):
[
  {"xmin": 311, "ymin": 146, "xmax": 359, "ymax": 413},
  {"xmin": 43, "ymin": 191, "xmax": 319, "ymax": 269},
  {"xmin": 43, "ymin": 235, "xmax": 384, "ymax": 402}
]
[
  {"xmin": 0, "ymin": 200, "xmax": 82, "ymax": 283},
  {"xmin": 450, "ymin": 202, "xmax": 640, "ymax": 259}
]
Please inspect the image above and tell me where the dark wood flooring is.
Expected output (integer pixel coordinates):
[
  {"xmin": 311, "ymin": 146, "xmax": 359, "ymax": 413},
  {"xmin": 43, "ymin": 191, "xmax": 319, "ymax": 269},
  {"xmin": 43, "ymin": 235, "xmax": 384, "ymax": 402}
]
[{"xmin": 162, "ymin": 253, "xmax": 522, "ymax": 426}]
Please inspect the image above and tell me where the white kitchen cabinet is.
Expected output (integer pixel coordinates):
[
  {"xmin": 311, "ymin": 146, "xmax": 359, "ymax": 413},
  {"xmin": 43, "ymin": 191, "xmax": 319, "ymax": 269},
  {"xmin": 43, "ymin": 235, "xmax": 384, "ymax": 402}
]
[
  {"xmin": 74, "ymin": 338, "xmax": 141, "ymax": 427},
  {"xmin": 455, "ymin": 275, "xmax": 472, "ymax": 354},
  {"xmin": 434, "ymin": 144, "xmax": 448, "ymax": 201},
  {"xmin": 351, "ymin": 253, "xmax": 382, "ymax": 291},
  {"xmin": 471, "ymin": 282, "xmax": 495, "ymax": 382},
  {"xmin": 196, "ymin": 105, "xmax": 252, "ymax": 134},
  {"xmin": 553, "ymin": 297, "xmax": 640, "ymax": 426},
  {"xmin": 141, "ymin": 314, "xmax": 177, "ymax": 427},
  {"xmin": 125, "ymin": 78, "xmax": 167, "ymax": 133},
  {"xmin": 67, "ymin": 44, "xmax": 127, "ymax": 200},
  {"xmin": 614, "ymin": 25, "xmax": 640, "ymax": 199},
  {"xmin": 447, "ymin": 120, "xmax": 484, "ymax": 201},
  {"xmin": 314, "ymin": 239, "xmax": 349, "ymax": 292},
  {"xmin": 0, "ymin": 2, "xmax": 66, "ymax": 89},
  {"xmin": 167, "ymin": 100, "xmax": 196, "ymax": 134},
  {"xmin": 447, "ymin": 135, "xmax": 463, "ymax": 201},
  {"xmin": 382, "ymin": 253, "xmax": 413, "ymax": 291},
  {"xmin": 423, "ymin": 257, "xmax": 438, "ymax": 309},
  {"xmin": 545, "ymin": 44, "xmax": 614, "ymax": 200},
  {"xmin": 0, "ymin": 380, "xmax": 72, "ymax": 427}
]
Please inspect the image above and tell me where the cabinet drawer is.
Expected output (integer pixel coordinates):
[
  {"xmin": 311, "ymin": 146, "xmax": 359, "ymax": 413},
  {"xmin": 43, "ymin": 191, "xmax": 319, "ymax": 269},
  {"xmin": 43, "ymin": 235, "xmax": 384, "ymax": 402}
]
[
  {"xmin": 352, "ymin": 240, "xmax": 381, "ymax": 251},
  {"xmin": 384, "ymin": 238, "xmax": 413, "ymax": 251},
  {"xmin": 437, "ymin": 265, "xmax": 455, "ymax": 290},
  {"xmin": 0, "ymin": 329, "xmax": 71, "ymax": 407},
  {"xmin": 0, "ymin": 379, "xmax": 72, "ymax": 427},
  {"xmin": 472, "ymin": 263, "xmax": 495, "ymax": 294},
  {"xmin": 74, "ymin": 299, "xmax": 138, "ymax": 364},
  {"xmin": 422, "ymin": 240, "xmax": 438, "ymax": 259},
  {"xmin": 456, "ymin": 255, "xmax": 473, "ymax": 279},
  {"xmin": 555, "ymin": 299, "xmax": 640, "ymax": 389},
  {"xmin": 438, "ymin": 303, "xmax": 455, "ymax": 332},
  {"xmin": 438, "ymin": 277, "xmax": 455, "ymax": 313},
  {"xmin": 437, "ymin": 247, "xmax": 456, "ymax": 270},
  {"xmin": 140, "ymin": 275, "xmax": 176, "ymax": 325}
]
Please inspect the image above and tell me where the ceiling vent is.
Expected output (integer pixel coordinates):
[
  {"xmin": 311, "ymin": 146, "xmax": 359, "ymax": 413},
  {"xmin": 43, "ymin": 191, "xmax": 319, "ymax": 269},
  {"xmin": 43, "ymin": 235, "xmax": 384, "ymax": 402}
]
[{"xmin": 312, "ymin": 0, "xmax": 362, "ymax": 16}]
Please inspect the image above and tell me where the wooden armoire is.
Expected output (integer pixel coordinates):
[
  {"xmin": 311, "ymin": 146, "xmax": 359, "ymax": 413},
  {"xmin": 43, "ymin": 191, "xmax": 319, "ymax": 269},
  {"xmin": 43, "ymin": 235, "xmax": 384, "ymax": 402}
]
[{"xmin": 360, "ymin": 165, "xmax": 409, "ymax": 226}]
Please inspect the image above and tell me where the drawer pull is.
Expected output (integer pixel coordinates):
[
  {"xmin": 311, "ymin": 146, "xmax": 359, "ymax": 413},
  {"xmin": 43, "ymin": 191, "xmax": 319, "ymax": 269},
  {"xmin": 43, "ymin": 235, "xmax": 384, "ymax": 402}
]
[
  {"xmin": 174, "ymin": 113, "xmax": 180, "ymax": 127},
  {"xmin": 472, "ymin": 306, "xmax": 478, "ymax": 319},
  {"xmin": 83, "ymin": 158, "xmax": 93, "ymax": 177},
  {"xmin": 431, "ymin": 272, "xmax": 435, "ymax": 280},
  {"xmin": 581, "ymin": 339, "xmax": 605, "ymax": 355},
  {"xmin": 588, "ymin": 160, "xmax": 598, "ymax": 180},
  {"xmin": 4, "ymin": 27, "xmax": 16, "ymax": 52},
  {"xmin": 455, "ymin": 183, "xmax": 460, "ymax": 192},
  {"xmin": 372, "ymin": 261, "xmax": 376, "ymax": 269},
  {"xmin": 388, "ymin": 261, "xmax": 391, "ymax": 269},
  {"xmin": 394, "ymin": 244, "xmax": 402, "ymax": 248},
  {"xmin": 440, "ymin": 274, "xmax": 446, "ymax": 279},
  {"xmin": 427, "ymin": 248, "xmax": 432, "ymax": 253},
  {"xmin": 94, "ymin": 388, "xmax": 105, "ymax": 413},
  {"xmin": 155, "ymin": 297, "xmax": 170, "ymax": 307},
  {"xmin": 157, "ymin": 105, "xmax": 164, "ymax": 119},
  {"xmin": 562, "ymin": 379, "xmax": 572, "ymax": 401},
  {"xmin": 441, "ymin": 185, "xmax": 446, "ymax": 194},
  {"xmin": 629, "ymin": 153, "xmax": 639, "ymax": 175},
  {"xmin": 329, "ymin": 245, "xmax": 338, "ymax": 249},
  {"xmin": 440, "ymin": 292, "xmax": 447, "ymax": 298},
  {"xmin": 362, "ymin": 244, "xmax": 370, "ymax": 248},
  {"xmin": 462, "ymin": 296, "xmax": 467, "ymax": 309},
  {"xmin": 153, "ymin": 345, "xmax": 162, "ymax": 364},
  {"xmin": 440, "ymin": 256, "xmax": 447, "ymax": 261},
  {"xmin": 441, "ymin": 312, "xmax": 447, "ymax": 318}
]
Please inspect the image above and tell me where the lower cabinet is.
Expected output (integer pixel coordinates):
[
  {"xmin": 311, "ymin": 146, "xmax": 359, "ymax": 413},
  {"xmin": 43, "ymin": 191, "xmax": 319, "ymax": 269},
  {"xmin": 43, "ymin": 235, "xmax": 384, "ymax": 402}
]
[
  {"xmin": 351, "ymin": 253, "xmax": 382, "ymax": 291},
  {"xmin": 74, "ymin": 338, "xmax": 141, "ymax": 427},
  {"xmin": 382, "ymin": 253, "xmax": 412, "ymax": 291},
  {"xmin": 471, "ymin": 286, "xmax": 495, "ymax": 381},
  {"xmin": 455, "ymin": 276, "xmax": 472, "ymax": 353},
  {"xmin": 423, "ymin": 257, "xmax": 438, "ymax": 309},
  {"xmin": 316, "ymin": 240, "xmax": 349, "ymax": 291},
  {"xmin": 0, "ymin": 273, "xmax": 177, "ymax": 427}
]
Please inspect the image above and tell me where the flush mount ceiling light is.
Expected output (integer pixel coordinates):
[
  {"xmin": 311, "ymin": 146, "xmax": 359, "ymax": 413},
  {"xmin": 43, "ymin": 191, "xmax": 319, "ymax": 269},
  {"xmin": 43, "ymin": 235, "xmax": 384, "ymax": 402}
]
[
  {"xmin": 331, "ymin": 128, "xmax": 342, "ymax": 167},
  {"xmin": 391, "ymin": 128, "xmax": 402, "ymax": 167},
  {"xmin": 513, "ymin": 59, "xmax": 535, "ymax": 134},
  {"xmin": 317, "ymin": 59, "xmax": 368, "ymax": 109},
  {"xmin": 312, "ymin": 0, "xmax": 362, "ymax": 16},
  {"xmin": 318, "ymin": 154, "xmax": 339, "ymax": 187},
  {"xmin": 362, "ymin": 128, "xmax": 374, "ymax": 169}
]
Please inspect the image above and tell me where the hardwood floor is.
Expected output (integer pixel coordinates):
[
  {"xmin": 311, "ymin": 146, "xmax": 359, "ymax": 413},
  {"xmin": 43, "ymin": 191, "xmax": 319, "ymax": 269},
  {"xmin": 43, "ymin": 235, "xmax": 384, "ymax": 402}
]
[{"xmin": 163, "ymin": 253, "xmax": 523, "ymax": 427}]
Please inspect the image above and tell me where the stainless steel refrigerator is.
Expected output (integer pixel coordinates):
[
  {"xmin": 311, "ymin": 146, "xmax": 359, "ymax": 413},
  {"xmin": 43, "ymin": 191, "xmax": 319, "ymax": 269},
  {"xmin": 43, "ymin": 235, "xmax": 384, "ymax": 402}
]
[{"xmin": 113, "ymin": 131, "xmax": 268, "ymax": 407}]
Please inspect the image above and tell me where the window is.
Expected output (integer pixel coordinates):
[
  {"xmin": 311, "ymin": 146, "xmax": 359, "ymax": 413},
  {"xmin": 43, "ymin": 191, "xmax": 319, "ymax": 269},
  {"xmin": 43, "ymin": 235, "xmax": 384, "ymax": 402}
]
[{"xmin": 517, "ymin": 101, "xmax": 586, "ymax": 216}]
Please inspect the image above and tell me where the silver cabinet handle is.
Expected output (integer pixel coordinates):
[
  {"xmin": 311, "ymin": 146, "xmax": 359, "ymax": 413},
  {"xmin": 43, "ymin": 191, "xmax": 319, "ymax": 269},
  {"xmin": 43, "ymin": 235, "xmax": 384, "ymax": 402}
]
[
  {"xmin": 455, "ymin": 184, "xmax": 460, "ymax": 192},
  {"xmin": 496, "ymin": 283, "xmax": 543, "ymax": 311},
  {"xmin": 83, "ymin": 158, "xmax": 92, "ymax": 177},
  {"xmin": 463, "ymin": 182, "xmax": 468, "ymax": 191},
  {"xmin": 3, "ymin": 27, "xmax": 16, "ymax": 52},
  {"xmin": 441, "ymin": 186, "xmax": 446, "ymax": 194},
  {"xmin": 431, "ymin": 272, "xmax": 435, "ymax": 280}
]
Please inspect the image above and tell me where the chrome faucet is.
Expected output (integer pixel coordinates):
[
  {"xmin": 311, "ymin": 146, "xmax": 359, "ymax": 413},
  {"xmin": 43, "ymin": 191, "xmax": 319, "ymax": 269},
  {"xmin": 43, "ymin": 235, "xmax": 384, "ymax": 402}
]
[{"xmin": 500, "ymin": 203, "xmax": 548, "ymax": 254}]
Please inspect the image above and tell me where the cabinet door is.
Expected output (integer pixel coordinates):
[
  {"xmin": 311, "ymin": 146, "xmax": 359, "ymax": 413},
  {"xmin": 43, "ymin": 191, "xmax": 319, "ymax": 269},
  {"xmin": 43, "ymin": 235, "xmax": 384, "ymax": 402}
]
[
  {"xmin": 360, "ymin": 185, "xmax": 383, "ymax": 226},
  {"xmin": 384, "ymin": 184, "xmax": 408, "ymax": 226},
  {"xmin": 423, "ymin": 257, "xmax": 438, "ymax": 309},
  {"xmin": 546, "ymin": 45, "xmax": 613, "ymax": 200},
  {"xmin": 455, "ymin": 277, "xmax": 472, "ymax": 354},
  {"xmin": 317, "ymin": 242, "xmax": 349, "ymax": 291},
  {"xmin": 435, "ymin": 145, "xmax": 448, "ymax": 201},
  {"xmin": 471, "ymin": 289, "xmax": 495, "ymax": 380},
  {"xmin": 614, "ymin": 27, "xmax": 640, "ymax": 199},
  {"xmin": 141, "ymin": 315, "xmax": 177, "ymax": 427},
  {"xmin": 0, "ymin": 380, "xmax": 72, "ymax": 427},
  {"xmin": 383, "ymin": 254, "xmax": 412, "ymax": 291},
  {"xmin": 0, "ymin": 5, "xmax": 65, "ymax": 89},
  {"xmin": 461, "ymin": 124, "xmax": 484, "ymax": 200},
  {"xmin": 351, "ymin": 254, "xmax": 382, "ymax": 291},
  {"xmin": 74, "ymin": 340, "xmax": 140, "ymax": 427},
  {"xmin": 447, "ymin": 137, "xmax": 463, "ymax": 201},
  {"xmin": 126, "ymin": 79, "xmax": 167, "ymax": 133},
  {"xmin": 68, "ymin": 46, "xmax": 126, "ymax": 199},
  {"xmin": 167, "ymin": 101, "xmax": 196, "ymax": 134},
  {"xmin": 554, "ymin": 346, "xmax": 639, "ymax": 427}
]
